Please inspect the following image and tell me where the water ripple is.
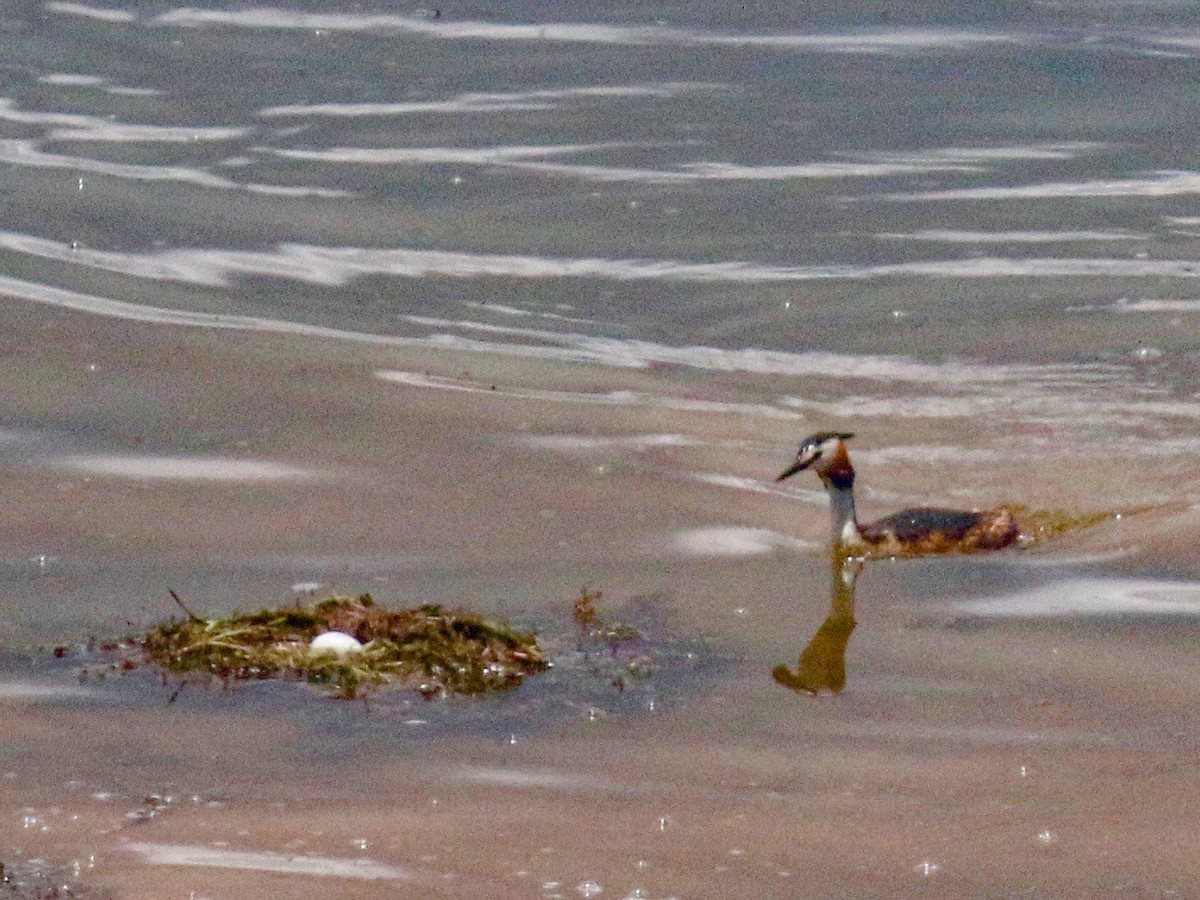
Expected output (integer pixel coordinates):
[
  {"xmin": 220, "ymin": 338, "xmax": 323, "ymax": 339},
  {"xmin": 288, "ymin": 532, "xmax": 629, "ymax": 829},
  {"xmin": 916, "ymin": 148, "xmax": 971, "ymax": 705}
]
[
  {"xmin": 3, "ymin": 231, "xmax": 1196, "ymax": 289},
  {"xmin": 259, "ymin": 83, "xmax": 725, "ymax": 118},
  {"xmin": 49, "ymin": 4, "xmax": 1022, "ymax": 55}
]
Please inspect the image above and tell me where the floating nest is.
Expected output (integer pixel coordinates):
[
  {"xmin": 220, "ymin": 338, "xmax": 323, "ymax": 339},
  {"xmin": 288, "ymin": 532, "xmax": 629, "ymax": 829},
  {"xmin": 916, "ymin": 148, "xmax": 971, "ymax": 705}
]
[{"xmin": 129, "ymin": 593, "xmax": 549, "ymax": 700}]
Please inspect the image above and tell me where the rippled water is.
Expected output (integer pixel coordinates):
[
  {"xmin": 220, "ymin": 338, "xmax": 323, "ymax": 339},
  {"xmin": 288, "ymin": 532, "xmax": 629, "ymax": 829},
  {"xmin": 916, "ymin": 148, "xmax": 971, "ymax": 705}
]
[
  {"xmin": 3, "ymin": 3, "xmax": 1200, "ymax": 897},
  {"xmin": 4, "ymin": 2, "xmax": 1200, "ymax": 449}
]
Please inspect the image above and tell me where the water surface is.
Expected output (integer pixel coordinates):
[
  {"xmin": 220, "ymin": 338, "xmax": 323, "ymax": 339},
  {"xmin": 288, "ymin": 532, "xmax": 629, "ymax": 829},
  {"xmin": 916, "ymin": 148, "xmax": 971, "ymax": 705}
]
[{"xmin": 2, "ymin": 2, "xmax": 1200, "ymax": 896}]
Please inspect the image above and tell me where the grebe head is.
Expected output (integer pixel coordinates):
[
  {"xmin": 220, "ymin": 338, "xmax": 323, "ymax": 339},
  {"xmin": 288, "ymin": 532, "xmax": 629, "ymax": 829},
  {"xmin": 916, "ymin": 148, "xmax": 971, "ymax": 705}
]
[{"xmin": 776, "ymin": 431, "xmax": 855, "ymax": 482}]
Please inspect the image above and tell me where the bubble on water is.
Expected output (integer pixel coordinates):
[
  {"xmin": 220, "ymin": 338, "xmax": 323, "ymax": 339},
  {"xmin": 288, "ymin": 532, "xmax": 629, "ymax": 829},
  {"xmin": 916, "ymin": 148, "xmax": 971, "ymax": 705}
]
[
  {"xmin": 69, "ymin": 855, "xmax": 95, "ymax": 877},
  {"xmin": 914, "ymin": 860, "xmax": 941, "ymax": 877},
  {"xmin": 352, "ymin": 838, "xmax": 369, "ymax": 851},
  {"xmin": 1133, "ymin": 345, "xmax": 1163, "ymax": 360},
  {"xmin": 1036, "ymin": 830, "xmax": 1056, "ymax": 845},
  {"xmin": 1019, "ymin": 765, "xmax": 1029, "ymax": 777},
  {"xmin": 576, "ymin": 880, "xmax": 603, "ymax": 897},
  {"xmin": 657, "ymin": 815, "xmax": 672, "ymax": 832},
  {"xmin": 508, "ymin": 733, "xmax": 518, "ymax": 745}
]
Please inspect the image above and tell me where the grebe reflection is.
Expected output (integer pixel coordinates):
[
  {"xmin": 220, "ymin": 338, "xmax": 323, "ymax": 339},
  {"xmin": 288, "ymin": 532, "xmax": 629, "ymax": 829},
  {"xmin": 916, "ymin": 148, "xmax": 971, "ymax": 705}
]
[{"xmin": 773, "ymin": 551, "xmax": 861, "ymax": 695}]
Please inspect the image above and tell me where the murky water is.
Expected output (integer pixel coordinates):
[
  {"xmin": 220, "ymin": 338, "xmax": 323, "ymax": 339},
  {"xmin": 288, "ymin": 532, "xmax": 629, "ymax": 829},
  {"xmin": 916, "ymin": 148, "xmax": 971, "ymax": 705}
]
[{"xmin": 2, "ymin": 2, "xmax": 1200, "ymax": 896}]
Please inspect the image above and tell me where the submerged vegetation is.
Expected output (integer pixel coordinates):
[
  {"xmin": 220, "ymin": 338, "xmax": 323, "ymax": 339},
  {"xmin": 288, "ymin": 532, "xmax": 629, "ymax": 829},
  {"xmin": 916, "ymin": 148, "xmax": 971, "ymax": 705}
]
[
  {"xmin": 571, "ymin": 586, "xmax": 655, "ymax": 692},
  {"xmin": 127, "ymin": 593, "xmax": 548, "ymax": 700}
]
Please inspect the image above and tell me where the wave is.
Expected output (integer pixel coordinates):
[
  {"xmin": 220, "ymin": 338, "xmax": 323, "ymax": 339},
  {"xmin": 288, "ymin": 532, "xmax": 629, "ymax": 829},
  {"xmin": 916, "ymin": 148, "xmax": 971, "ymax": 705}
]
[
  {"xmin": 0, "ymin": 138, "xmax": 348, "ymax": 197},
  {"xmin": 259, "ymin": 83, "xmax": 724, "ymax": 118},
  {"xmin": 4, "ymin": 231, "xmax": 1197, "ymax": 292},
  {"xmin": 887, "ymin": 170, "xmax": 1200, "ymax": 202},
  {"xmin": 377, "ymin": 371, "xmax": 802, "ymax": 417},
  {"xmin": 874, "ymin": 228, "xmax": 1145, "ymax": 244},
  {"xmin": 0, "ymin": 266, "xmax": 1131, "ymax": 391},
  {"xmin": 48, "ymin": 4, "xmax": 1020, "ymax": 55},
  {"xmin": 951, "ymin": 578, "xmax": 1200, "ymax": 618},
  {"xmin": 664, "ymin": 526, "xmax": 818, "ymax": 557},
  {"xmin": 0, "ymin": 98, "xmax": 244, "ymax": 143}
]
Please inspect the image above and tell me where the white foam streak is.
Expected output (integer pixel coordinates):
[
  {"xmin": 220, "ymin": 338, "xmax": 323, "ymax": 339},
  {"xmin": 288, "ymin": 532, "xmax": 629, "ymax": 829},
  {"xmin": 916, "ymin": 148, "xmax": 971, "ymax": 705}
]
[
  {"xmin": 38, "ymin": 73, "xmax": 161, "ymax": 96},
  {"xmin": 259, "ymin": 83, "xmax": 720, "ymax": 117},
  {"xmin": 0, "ymin": 271, "xmax": 1136, "ymax": 398},
  {"xmin": 889, "ymin": 170, "xmax": 1200, "ymax": 201},
  {"xmin": 857, "ymin": 445, "xmax": 1005, "ymax": 464},
  {"xmin": 784, "ymin": 392, "xmax": 1200, "ymax": 431},
  {"xmin": 0, "ymin": 99, "xmax": 244, "ymax": 143},
  {"xmin": 875, "ymin": 229, "xmax": 1145, "ymax": 244},
  {"xmin": 691, "ymin": 473, "xmax": 828, "ymax": 503},
  {"xmin": 377, "ymin": 371, "xmax": 802, "ymax": 417},
  {"xmin": 51, "ymin": 5, "xmax": 1017, "ymax": 54},
  {"xmin": 462, "ymin": 301, "xmax": 599, "ymax": 325},
  {"xmin": 1115, "ymin": 298, "xmax": 1200, "ymax": 313},
  {"xmin": 682, "ymin": 160, "xmax": 983, "ymax": 179},
  {"xmin": 667, "ymin": 526, "xmax": 818, "ymax": 557},
  {"xmin": 45, "ymin": 1, "xmax": 135, "ymax": 22},
  {"xmin": 0, "ymin": 139, "xmax": 348, "ymax": 197},
  {"xmin": 873, "ymin": 142, "xmax": 1101, "ymax": 163},
  {"xmin": 0, "ymin": 682, "xmax": 97, "ymax": 702},
  {"xmin": 952, "ymin": 578, "xmax": 1200, "ymax": 618},
  {"xmin": 124, "ymin": 843, "xmax": 411, "ymax": 881},
  {"xmin": 516, "ymin": 433, "xmax": 699, "ymax": 453},
  {"xmin": 8, "ymin": 231, "xmax": 1195, "ymax": 294},
  {"xmin": 455, "ymin": 767, "xmax": 623, "ymax": 792},
  {"xmin": 273, "ymin": 141, "xmax": 636, "ymax": 166},
  {"xmin": 49, "ymin": 454, "xmax": 318, "ymax": 482},
  {"xmin": 273, "ymin": 144, "xmax": 984, "ymax": 182}
]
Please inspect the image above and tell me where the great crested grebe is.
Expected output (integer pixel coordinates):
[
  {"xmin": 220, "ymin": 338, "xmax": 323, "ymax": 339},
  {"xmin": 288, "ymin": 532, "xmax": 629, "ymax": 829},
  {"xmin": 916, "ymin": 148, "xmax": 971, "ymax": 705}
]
[{"xmin": 776, "ymin": 432, "xmax": 1019, "ymax": 556}]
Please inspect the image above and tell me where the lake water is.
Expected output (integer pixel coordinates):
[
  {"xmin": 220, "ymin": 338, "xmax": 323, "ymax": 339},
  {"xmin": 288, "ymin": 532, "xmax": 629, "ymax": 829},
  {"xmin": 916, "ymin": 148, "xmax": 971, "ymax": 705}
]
[{"xmin": 2, "ymin": 2, "xmax": 1200, "ymax": 897}]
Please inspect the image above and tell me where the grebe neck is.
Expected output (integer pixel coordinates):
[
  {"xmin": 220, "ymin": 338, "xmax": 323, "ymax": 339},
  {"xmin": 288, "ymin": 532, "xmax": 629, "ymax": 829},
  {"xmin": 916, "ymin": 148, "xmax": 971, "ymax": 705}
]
[{"xmin": 822, "ymin": 470, "xmax": 863, "ymax": 548}]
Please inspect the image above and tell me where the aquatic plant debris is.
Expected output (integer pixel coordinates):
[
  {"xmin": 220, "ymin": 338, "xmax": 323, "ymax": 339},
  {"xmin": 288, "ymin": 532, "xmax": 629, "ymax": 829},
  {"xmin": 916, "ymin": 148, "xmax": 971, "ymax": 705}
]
[
  {"xmin": 129, "ymin": 593, "xmax": 548, "ymax": 700},
  {"xmin": 1011, "ymin": 504, "xmax": 1148, "ymax": 548},
  {"xmin": 571, "ymin": 587, "xmax": 654, "ymax": 693}
]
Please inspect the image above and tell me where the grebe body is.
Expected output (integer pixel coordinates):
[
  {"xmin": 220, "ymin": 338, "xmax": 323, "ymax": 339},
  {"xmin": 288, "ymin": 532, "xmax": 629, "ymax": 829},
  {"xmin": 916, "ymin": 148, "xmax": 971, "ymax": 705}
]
[{"xmin": 776, "ymin": 431, "xmax": 1018, "ymax": 556}]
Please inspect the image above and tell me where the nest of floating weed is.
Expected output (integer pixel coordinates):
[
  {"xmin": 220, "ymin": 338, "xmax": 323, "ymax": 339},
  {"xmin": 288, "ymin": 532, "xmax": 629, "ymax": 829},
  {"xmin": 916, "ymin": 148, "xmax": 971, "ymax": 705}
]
[{"xmin": 131, "ymin": 594, "xmax": 548, "ymax": 700}]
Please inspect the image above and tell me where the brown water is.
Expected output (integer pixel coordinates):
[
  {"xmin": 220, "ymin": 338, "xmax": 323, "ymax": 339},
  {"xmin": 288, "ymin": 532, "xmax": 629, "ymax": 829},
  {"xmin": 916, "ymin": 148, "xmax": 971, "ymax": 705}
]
[
  {"xmin": 6, "ymin": 7, "xmax": 1200, "ymax": 892},
  {"xmin": 3, "ymin": 307, "xmax": 1199, "ymax": 897}
]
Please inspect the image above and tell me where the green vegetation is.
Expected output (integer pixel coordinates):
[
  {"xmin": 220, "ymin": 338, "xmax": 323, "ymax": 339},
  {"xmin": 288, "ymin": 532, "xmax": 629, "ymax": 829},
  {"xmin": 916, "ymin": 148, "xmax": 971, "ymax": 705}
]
[{"xmin": 130, "ymin": 593, "xmax": 548, "ymax": 700}]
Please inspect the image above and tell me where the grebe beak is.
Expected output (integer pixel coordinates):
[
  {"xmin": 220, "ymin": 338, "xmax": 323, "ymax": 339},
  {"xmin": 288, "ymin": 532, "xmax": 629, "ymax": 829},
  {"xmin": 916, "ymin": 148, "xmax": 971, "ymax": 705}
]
[{"xmin": 776, "ymin": 451, "xmax": 820, "ymax": 481}]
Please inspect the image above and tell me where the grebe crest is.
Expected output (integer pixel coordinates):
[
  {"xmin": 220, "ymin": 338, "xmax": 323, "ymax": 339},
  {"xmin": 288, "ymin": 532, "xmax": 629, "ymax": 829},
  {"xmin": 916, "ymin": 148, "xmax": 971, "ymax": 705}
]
[{"xmin": 776, "ymin": 432, "xmax": 1018, "ymax": 557}]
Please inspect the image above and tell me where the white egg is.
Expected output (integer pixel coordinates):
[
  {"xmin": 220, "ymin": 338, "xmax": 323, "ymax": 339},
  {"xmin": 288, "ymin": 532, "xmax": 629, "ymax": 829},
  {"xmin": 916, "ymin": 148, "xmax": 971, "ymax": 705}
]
[{"xmin": 309, "ymin": 631, "xmax": 364, "ymax": 657}]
